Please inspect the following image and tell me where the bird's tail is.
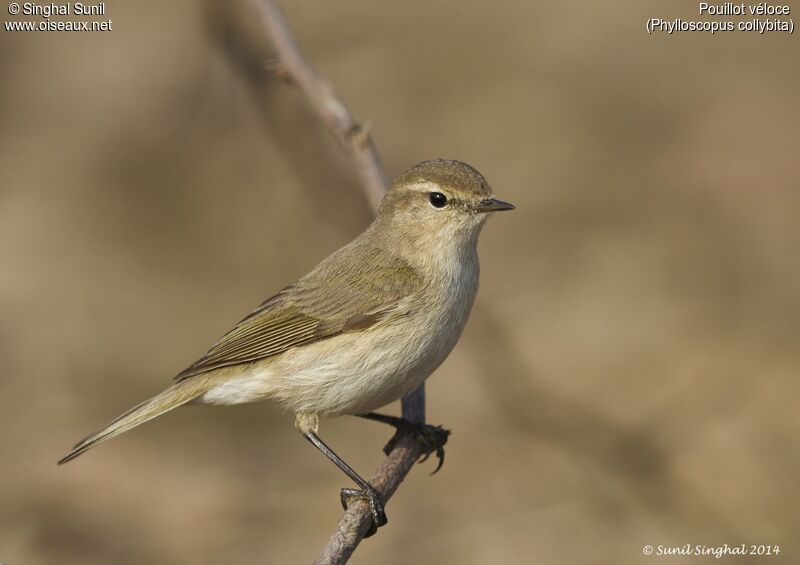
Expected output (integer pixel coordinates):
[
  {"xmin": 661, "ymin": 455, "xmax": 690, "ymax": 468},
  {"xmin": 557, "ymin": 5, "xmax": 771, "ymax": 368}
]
[{"xmin": 58, "ymin": 377, "xmax": 214, "ymax": 465}]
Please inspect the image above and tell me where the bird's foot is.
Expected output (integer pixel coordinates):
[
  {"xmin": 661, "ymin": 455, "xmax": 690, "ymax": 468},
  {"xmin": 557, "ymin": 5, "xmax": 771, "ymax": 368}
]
[
  {"xmin": 361, "ymin": 413, "xmax": 450, "ymax": 473},
  {"xmin": 340, "ymin": 485, "xmax": 387, "ymax": 538},
  {"xmin": 386, "ymin": 420, "xmax": 450, "ymax": 473}
]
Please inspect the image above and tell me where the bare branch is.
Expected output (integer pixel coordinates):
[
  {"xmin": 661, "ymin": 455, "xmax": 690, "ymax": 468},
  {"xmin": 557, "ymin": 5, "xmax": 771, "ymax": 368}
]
[
  {"xmin": 255, "ymin": 0, "xmax": 388, "ymax": 212},
  {"xmin": 252, "ymin": 0, "xmax": 427, "ymax": 562}
]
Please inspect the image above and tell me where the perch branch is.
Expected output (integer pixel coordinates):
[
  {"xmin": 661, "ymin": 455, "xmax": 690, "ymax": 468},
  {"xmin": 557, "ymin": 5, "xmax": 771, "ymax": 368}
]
[{"xmin": 253, "ymin": 1, "xmax": 427, "ymax": 562}]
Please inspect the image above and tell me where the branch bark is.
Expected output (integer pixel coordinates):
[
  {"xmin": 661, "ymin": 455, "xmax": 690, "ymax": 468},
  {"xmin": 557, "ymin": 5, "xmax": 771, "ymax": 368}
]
[
  {"xmin": 255, "ymin": 0, "xmax": 387, "ymax": 212},
  {"xmin": 253, "ymin": 1, "xmax": 427, "ymax": 562}
]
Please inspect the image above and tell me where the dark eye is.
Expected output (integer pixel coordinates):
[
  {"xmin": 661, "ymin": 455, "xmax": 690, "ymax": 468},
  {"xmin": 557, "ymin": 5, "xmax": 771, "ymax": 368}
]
[{"xmin": 429, "ymin": 192, "xmax": 448, "ymax": 208}]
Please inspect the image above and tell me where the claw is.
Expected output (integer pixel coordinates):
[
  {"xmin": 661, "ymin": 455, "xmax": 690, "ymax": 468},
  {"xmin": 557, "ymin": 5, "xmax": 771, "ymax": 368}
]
[
  {"xmin": 410, "ymin": 424, "xmax": 449, "ymax": 473},
  {"xmin": 359, "ymin": 413, "xmax": 451, "ymax": 473},
  {"xmin": 340, "ymin": 486, "xmax": 387, "ymax": 538},
  {"xmin": 431, "ymin": 446, "xmax": 445, "ymax": 475},
  {"xmin": 419, "ymin": 436, "xmax": 446, "ymax": 474}
]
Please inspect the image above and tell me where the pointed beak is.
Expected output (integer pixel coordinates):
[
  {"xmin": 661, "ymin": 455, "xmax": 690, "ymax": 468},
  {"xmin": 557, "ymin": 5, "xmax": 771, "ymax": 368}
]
[{"xmin": 475, "ymin": 197, "xmax": 515, "ymax": 213}]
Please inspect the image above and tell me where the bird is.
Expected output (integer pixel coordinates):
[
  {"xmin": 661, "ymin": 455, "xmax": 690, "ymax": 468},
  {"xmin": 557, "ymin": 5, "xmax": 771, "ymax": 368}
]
[{"xmin": 58, "ymin": 158, "xmax": 514, "ymax": 532}]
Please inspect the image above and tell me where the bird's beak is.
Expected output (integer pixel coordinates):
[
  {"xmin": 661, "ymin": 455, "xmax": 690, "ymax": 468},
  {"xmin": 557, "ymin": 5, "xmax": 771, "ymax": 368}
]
[{"xmin": 475, "ymin": 197, "xmax": 515, "ymax": 213}]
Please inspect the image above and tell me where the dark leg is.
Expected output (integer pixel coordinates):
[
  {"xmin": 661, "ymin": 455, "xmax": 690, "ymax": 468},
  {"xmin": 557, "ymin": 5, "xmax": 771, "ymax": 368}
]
[
  {"xmin": 358, "ymin": 412, "xmax": 450, "ymax": 474},
  {"xmin": 304, "ymin": 431, "xmax": 387, "ymax": 536}
]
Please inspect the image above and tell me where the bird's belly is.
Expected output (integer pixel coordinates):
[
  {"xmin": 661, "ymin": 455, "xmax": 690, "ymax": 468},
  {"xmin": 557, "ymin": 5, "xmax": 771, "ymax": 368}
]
[
  {"xmin": 198, "ymin": 323, "xmax": 449, "ymax": 413},
  {"xmin": 262, "ymin": 309, "xmax": 464, "ymax": 416}
]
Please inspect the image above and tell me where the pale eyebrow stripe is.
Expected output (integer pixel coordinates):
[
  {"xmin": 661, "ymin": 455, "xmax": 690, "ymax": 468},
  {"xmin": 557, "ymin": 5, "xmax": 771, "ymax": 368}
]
[{"xmin": 406, "ymin": 181, "xmax": 446, "ymax": 194}]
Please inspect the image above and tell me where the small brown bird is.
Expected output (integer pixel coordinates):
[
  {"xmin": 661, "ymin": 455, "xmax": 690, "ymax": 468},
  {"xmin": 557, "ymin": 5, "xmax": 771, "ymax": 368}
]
[{"xmin": 59, "ymin": 159, "xmax": 514, "ymax": 532}]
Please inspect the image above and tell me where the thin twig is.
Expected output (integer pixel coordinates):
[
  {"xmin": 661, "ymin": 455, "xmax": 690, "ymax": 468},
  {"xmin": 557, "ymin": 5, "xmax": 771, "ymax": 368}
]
[
  {"xmin": 253, "ymin": 1, "xmax": 427, "ymax": 562},
  {"xmin": 255, "ymin": 0, "xmax": 387, "ymax": 212}
]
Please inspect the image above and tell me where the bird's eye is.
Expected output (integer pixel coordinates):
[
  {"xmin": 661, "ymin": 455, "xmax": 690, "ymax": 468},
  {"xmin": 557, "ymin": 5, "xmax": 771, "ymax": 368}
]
[{"xmin": 429, "ymin": 192, "xmax": 448, "ymax": 208}]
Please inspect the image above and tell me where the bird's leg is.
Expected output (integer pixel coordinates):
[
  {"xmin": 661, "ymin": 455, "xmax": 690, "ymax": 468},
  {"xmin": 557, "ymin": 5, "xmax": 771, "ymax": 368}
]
[
  {"xmin": 303, "ymin": 431, "xmax": 387, "ymax": 537},
  {"xmin": 358, "ymin": 412, "xmax": 450, "ymax": 474}
]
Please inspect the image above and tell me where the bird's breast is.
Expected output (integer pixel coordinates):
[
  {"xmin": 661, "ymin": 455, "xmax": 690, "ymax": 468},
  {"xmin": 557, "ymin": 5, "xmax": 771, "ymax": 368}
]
[
  {"xmin": 261, "ymin": 250, "xmax": 479, "ymax": 416},
  {"xmin": 416, "ymin": 249, "xmax": 480, "ymax": 365}
]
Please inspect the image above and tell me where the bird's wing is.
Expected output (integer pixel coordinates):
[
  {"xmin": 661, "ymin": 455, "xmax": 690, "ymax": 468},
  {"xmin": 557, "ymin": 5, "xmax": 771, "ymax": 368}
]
[{"xmin": 174, "ymin": 250, "xmax": 422, "ymax": 381}]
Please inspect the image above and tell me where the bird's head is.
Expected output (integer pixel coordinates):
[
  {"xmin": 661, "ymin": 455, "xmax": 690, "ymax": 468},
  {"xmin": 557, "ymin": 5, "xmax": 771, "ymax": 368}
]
[{"xmin": 377, "ymin": 159, "xmax": 514, "ymax": 246}]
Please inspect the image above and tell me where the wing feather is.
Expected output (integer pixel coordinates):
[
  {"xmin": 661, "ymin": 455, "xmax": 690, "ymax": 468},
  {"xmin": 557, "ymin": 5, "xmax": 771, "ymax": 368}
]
[{"xmin": 174, "ymin": 250, "xmax": 422, "ymax": 382}]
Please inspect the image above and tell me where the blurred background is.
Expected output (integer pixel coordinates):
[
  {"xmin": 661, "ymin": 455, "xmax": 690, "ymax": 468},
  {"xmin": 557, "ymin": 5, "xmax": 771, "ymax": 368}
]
[{"xmin": 1, "ymin": 0, "xmax": 798, "ymax": 563}]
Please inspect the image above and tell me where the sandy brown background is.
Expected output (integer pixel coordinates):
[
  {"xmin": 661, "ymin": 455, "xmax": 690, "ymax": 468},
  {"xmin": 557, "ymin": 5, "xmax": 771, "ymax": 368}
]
[{"xmin": 1, "ymin": 0, "xmax": 798, "ymax": 563}]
